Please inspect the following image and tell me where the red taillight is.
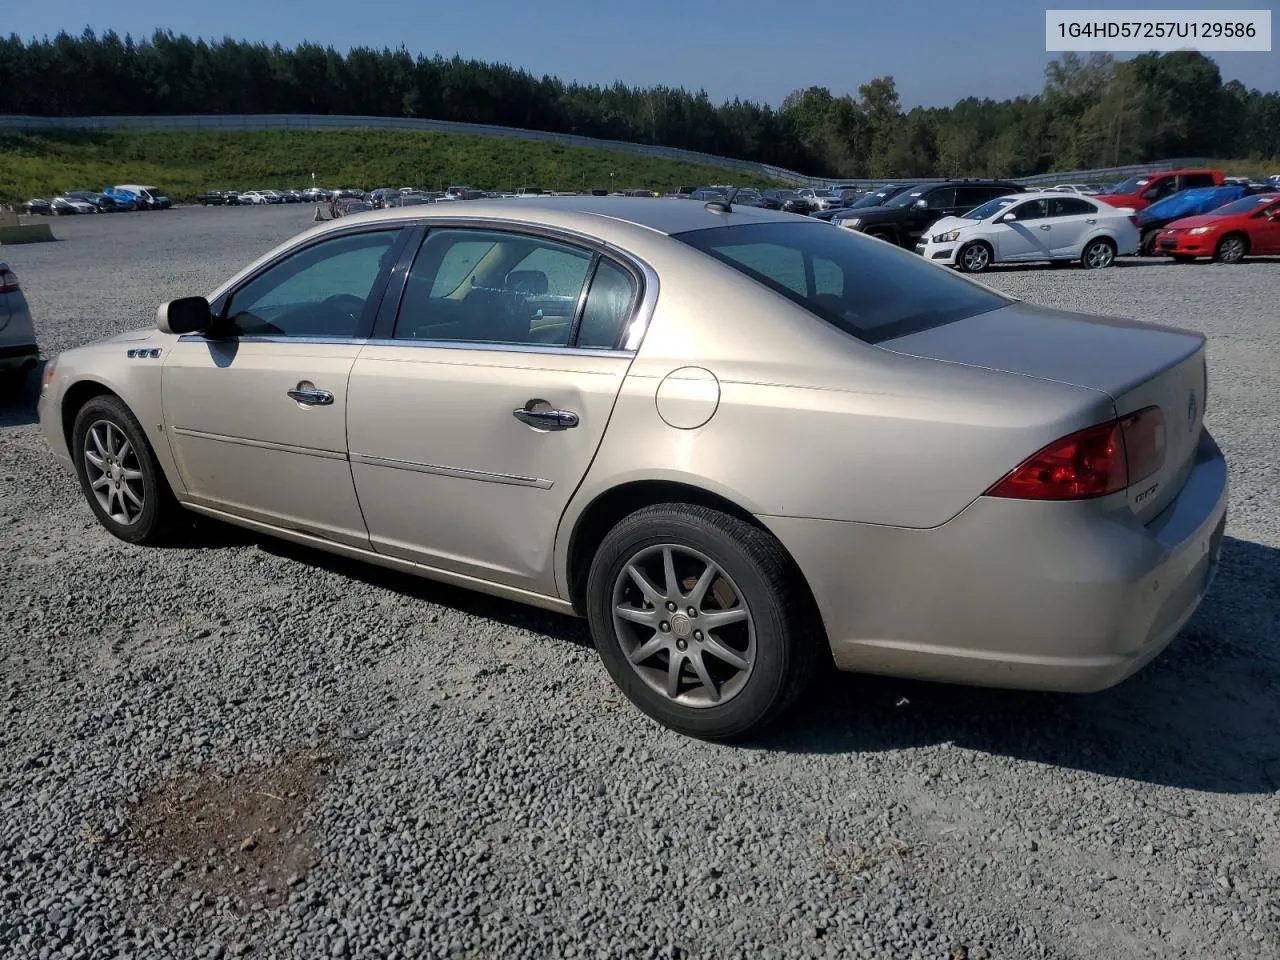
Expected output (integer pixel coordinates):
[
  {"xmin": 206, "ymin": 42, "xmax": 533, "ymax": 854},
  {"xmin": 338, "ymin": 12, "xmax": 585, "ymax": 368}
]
[
  {"xmin": 986, "ymin": 406, "xmax": 1165, "ymax": 501},
  {"xmin": 0, "ymin": 265, "xmax": 18, "ymax": 294}
]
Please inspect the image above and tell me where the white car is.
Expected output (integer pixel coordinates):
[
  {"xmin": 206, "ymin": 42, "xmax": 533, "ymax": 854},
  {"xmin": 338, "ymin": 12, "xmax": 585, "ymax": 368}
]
[
  {"xmin": 1047, "ymin": 183, "xmax": 1100, "ymax": 196},
  {"xmin": 238, "ymin": 191, "xmax": 269, "ymax": 205},
  {"xmin": 915, "ymin": 191, "xmax": 1140, "ymax": 273}
]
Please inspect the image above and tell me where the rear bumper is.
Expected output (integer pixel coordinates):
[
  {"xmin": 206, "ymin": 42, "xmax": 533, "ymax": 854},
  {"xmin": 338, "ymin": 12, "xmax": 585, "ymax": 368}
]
[
  {"xmin": 0, "ymin": 342, "xmax": 39, "ymax": 371},
  {"xmin": 761, "ymin": 429, "xmax": 1229, "ymax": 693}
]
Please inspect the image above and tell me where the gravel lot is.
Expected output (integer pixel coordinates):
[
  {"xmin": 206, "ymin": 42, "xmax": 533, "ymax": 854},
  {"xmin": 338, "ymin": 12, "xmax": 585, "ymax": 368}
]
[{"xmin": 2, "ymin": 205, "xmax": 1278, "ymax": 960}]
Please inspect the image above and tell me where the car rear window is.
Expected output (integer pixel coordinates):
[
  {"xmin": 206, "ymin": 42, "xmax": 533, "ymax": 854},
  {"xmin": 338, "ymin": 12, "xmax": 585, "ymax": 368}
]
[{"xmin": 673, "ymin": 221, "xmax": 1010, "ymax": 344}]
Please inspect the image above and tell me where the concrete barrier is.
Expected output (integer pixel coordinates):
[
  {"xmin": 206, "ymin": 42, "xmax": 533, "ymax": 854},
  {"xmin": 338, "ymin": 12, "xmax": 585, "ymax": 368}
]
[{"xmin": 0, "ymin": 223, "xmax": 56, "ymax": 244}]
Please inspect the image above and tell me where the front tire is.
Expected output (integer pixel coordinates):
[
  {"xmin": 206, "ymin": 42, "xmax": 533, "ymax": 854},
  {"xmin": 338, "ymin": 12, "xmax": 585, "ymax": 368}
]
[
  {"xmin": 1214, "ymin": 233, "xmax": 1247, "ymax": 264},
  {"xmin": 586, "ymin": 504, "xmax": 820, "ymax": 740},
  {"xmin": 71, "ymin": 395, "xmax": 185, "ymax": 545},
  {"xmin": 1081, "ymin": 237, "xmax": 1116, "ymax": 269},
  {"xmin": 957, "ymin": 241, "xmax": 992, "ymax": 273},
  {"xmin": 1140, "ymin": 229, "xmax": 1160, "ymax": 256}
]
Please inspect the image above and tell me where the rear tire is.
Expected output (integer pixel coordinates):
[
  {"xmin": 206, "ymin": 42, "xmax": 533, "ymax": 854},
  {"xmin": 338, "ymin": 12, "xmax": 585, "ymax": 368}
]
[
  {"xmin": 1140, "ymin": 229, "xmax": 1160, "ymax": 256},
  {"xmin": 71, "ymin": 395, "xmax": 186, "ymax": 545},
  {"xmin": 956, "ymin": 241, "xmax": 992, "ymax": 273},
  {"xmin": 1214, "ymin": 233, "xmax": 1247, "ymax": 264},
  {"xmin": 586, "ymin": 503, "xmax": 821, "ymax": 741},
  {"xmin": 1081, "ymin": 237, "xmax": 1116, "ymax": 269}
]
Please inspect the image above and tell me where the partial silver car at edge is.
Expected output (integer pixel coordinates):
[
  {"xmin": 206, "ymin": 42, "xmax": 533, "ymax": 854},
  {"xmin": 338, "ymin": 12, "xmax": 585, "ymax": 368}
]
[{"xmin": 37, "ymin": 197, "xmax": 1228, "ymax": 740}]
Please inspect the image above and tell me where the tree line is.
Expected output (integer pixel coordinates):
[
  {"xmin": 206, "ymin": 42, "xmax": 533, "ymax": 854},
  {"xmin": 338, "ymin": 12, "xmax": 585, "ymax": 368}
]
[{"xmin": 1, "ymin": 30, "xmax": 1276, "ymax": 178}]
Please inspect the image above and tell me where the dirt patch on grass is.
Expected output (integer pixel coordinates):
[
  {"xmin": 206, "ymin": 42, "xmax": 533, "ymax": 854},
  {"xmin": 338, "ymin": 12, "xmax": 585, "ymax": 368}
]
[{"xmin": 125, "ymin": 748, "xmax": 343, "ymax": 911}]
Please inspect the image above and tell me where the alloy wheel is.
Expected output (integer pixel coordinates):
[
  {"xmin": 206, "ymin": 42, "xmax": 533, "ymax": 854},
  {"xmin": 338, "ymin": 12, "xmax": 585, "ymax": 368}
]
[
  {"xmin": 1085, "ymin": 241, "xmax": 1114, "ymax": 268},
  {"xmin": 611, "ymin": 544, "xmax": 756, "ymax": 708},
  {"xmin": 83, "ymin": 420, "xmax": 145, "ymax": 525},
  {"xmin": 961, "ymin": 244, "xmax": 989, "ymax": 271},
  {"xmin": 1218, "ymin": 236, "xmax": 1245, "ymax": 263}
]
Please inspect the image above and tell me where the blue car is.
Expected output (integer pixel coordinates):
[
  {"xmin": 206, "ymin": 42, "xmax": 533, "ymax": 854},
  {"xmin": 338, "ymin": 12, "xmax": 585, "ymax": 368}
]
[
  {"xmin": 101, "ymin": 187, "xmax": 141, "ymax": 211},
  {"xmin": 1135, "ymin": 184, "xmax": 1268, "ymax": 254}
]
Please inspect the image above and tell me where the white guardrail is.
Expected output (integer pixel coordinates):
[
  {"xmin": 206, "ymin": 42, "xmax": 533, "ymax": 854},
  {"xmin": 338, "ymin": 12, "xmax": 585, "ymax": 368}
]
[{"xmin": 0, "ymin": 113, "xmax": 1204, "ymax": 189}]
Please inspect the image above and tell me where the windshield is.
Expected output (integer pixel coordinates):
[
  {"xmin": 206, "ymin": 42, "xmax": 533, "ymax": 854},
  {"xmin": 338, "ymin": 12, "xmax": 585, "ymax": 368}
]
[
  {"xmin": 1210, "ymin": 194, "xmax": 1279, "ymax": 215},
  {"xmin": 886, "ymin": 188, "xmax": 929, "ymax": 208},
  {"xmin": 964, "ymin": 197, "xmax": 1019, "ymax": 220},
  {"xmin": 812, "ymin": 189, "xmax": 836, "ymax": 198},
  {"xmin": 1107, "ymin": 175, "xmax": 1152, "ymax": 194},
  {"xmin": 673, "ymin": 221, "xmax": 1009, "ymax": 344}
]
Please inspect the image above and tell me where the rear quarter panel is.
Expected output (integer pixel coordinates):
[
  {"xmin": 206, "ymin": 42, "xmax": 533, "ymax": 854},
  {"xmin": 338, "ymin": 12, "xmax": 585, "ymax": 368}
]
[{"xmin": 554, "ymin": 236, "xmax": 1114, "ymax": 591}]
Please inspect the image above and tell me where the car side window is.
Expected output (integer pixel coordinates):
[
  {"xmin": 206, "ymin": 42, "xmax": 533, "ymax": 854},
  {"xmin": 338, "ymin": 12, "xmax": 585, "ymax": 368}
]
[
  {"xmin": 924, "ymin": 188, "xmax": 955, "ymax": 209},
  {"xmin": 576, "ymin": 260, "xmax": 639, "ymax": 349},
  {"xmin": 1142, "ymin": 178, "xmax": 1176, "ymax": 201},
  {"xmin": 1183, "ymin": 173, "xmax": 1215, "ymax": 188},
  {"xmin": 1007, "ymin": 199, "xmax": 1049, "ymax": 221},
  {"xmin": 1049, "ymin": 197, "xmax": 1097, "ymax": 217},
  {"xmin": 394, "ymin": 229, "xmax": 594, "ymax": 347},
  {"xmin": 223, "ymin": 230, "xmax": 400, "ymax": 338},
  {"xmin": 955, "ymin": 186, "xmax": 991, "ymax": 210}
]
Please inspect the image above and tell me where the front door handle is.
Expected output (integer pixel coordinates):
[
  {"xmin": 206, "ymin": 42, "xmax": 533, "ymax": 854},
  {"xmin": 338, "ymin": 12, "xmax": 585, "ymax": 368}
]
[
  {"xmin": 287, "ymin": 386, "xmax": 334, "ymax": 406},
  {"xmin": 1039, "ymin": 224, "xmax": 1052, "ymax": 231},
  {"xmin": 513, "ymin": 400, "xmax": 579, "ymax": 430}
]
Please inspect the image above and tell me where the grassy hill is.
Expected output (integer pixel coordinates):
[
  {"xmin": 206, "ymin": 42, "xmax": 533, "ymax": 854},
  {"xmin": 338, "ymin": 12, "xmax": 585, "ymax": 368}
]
[{"xmin": 0, "ymin": 128, "xmax": 787, "ymax": 204}]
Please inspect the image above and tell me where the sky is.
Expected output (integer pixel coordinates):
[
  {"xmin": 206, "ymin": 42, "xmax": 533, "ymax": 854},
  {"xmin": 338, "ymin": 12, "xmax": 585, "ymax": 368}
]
[{"xmin": 7, "ymin": 0, "xmax": 1278, "ymax": 109}]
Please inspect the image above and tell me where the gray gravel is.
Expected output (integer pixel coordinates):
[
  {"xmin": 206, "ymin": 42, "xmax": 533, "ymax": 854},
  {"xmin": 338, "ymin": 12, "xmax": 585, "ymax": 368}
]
[{"xmin": 2, "ymin": 206, "xmax": 1279, "ymax": 960}]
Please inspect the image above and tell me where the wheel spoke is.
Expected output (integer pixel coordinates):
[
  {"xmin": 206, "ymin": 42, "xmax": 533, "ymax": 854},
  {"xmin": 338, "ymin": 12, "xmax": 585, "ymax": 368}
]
[
  {"xmin": 90, "ymin": 475, "xmax": 110, "ymax": 491},
  {"xmin": 84, "ymin": 450, "xmax": 106, "ymax": 470},
  {"xmin": 666, "ymin": 652, "xmax": 684, "ymax": 697},
  {"xmin": 687, "ymin": 562, "xmax": 718, "ymax": 609},
  {"xmin": 116, "ymin": 440, "xmax": 133, "ymax": 463},
  {"xmin": 702, "ymin": 636, "xmax": 750, "ymax": 672},
  {"xmin": 90, "ymin": 427, "xmax": 108, "ymax": 458},
  {"xmin": 700, "ymin": 607, "xmax": 749, "ymax": 630},
  {"xmin": 626, "ymin": 563, "xmax": 665, "ymax": 606},
  {"xmin": 689, "ymin": 651, "xmax": 720, "ymax": 703},
  {"xmin": 628, "ymin": 633, "xmax": 667, "ymax": 665},
  {"xmin": 661, "ymin": 547, "xmax": 678, "ymax": 598},
  {"xmin": 615, "ymin": 603, "xmax": 658, "ymax": 627},
  {"xmin": 120, "ymin": 467, "xmax": 143, "ymax": 482},
  {"xmin": 104, "ymin": 426, "xmax": 120, "ymax": 457},
  {"xmin": 121, "ymin": 482, "xmax": 144, "ymax": 509}
]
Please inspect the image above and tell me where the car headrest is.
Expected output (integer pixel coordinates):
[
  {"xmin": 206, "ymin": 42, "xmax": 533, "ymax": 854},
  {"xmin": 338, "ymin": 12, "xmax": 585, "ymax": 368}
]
[{"xmin": 505, "ymin": 270, "xmax": 549, "ymax": 296}]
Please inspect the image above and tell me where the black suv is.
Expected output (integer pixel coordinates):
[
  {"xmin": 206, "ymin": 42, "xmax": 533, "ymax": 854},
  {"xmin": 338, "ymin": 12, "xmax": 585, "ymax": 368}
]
[{"xmin": 834, "ymin": 180, "xmax": 1026, "ymax": 248}]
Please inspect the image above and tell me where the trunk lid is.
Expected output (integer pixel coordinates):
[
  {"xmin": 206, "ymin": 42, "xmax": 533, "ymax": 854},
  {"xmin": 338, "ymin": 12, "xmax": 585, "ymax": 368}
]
[{"xmin": 883, "ymin": 301, "xmax": 1207, "ymax": 522}]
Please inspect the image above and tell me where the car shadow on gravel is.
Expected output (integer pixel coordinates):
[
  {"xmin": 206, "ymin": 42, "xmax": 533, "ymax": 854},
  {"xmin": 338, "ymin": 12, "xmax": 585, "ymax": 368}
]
[
  {"xmin": 759, "ymin": 535, "xmax": 1280, "ymax": 795},
  {"xmin": 257, "ymin": 537, "xmax": 595, "ymax": 648}
]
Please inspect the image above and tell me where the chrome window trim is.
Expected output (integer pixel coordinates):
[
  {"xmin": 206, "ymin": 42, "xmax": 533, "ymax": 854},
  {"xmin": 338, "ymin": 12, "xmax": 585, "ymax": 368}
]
[
  {"xmin": 350, "ymin": 452, "xmax": 553, "ymax": 489},
  {"xmin": 177, "ymin": 333, "xmax": 632, "ymax": 359},
  {"xmin": 208, "ymin": 215, "xmax": 660, "ymax": 355}
]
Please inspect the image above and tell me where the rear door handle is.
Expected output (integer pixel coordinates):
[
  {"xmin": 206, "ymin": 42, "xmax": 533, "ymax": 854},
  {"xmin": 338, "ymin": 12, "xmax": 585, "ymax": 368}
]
[
  {"xmin": 1039, "ymin": 224, "xmax": 1052, "ymax": 231},
  {"xmin": 513, "ymin": 400, "xmax": 579, "ymax": 430},
  {"xmin": 1085, "ymin": 218, "xmax": 1097, "ymax": 224},
  {"xmin": 287, "ymin": 386, "xmax": 334, "ymax": 406}
]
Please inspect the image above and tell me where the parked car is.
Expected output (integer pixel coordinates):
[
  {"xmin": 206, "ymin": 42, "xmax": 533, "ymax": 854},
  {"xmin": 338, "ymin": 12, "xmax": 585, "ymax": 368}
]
[
  {"xmin": 196, "ymin": 190, "xmax": 236, "ymax": 206},
  {"xmin": 1156, "ymin": 192, "xmax": 1280, "ymax": 263},
  {"xmin": 827, "ymin": 184, "xmax": 916, "ymax": 225},
  {"xmin": 37, "ymin": 197, "xmax": 1226, "ymax": 740},
  {"xmin": 51, "ymin": 196, "xmax": 98, "ymax": 215},
  {"xmin": 1047, "ymin": 184, "xmax": 1101, "ymax": 196},
  {"xmin": 67, "ymin": 190, "xmax": 128, "ymax": 212},
  {"xmin": 834, "ymin": 180, "xmax": 1025, "ymax": 248},
  {"xmin": 116, "ymin": 184, "xmax": 171, "ymax": 210},
  {"xmin": 795, "ymin": 187, "xmax": 844, "ymax": 213},
  {"xmin": 916, "ymin": 192, "xmax": 1139, "ymax": 272},
  {"xmin": 23, "ymin": 199, "xmax": 53, "ymax": 216},
  {"xmin": 1094, "ymin": 169, "xmax": 1223, "ymax": 213},
  {"xmin": 0, "ymin": 262, "xmax": 39, "ymax": 392},
  {"xmin": 623, "ymin": 189, "xmax": 658, "ymax": 198},
  {"xmin": 1133, "ymin": 184, "xmax": 1264, "ymax": 255},
  {"xmin": 760, "ymin": 189, "xmax": 810, "ymax": 214},
  {"xmin": 102, "ymin": 187, "xmax": 143, "ymax": 210}
]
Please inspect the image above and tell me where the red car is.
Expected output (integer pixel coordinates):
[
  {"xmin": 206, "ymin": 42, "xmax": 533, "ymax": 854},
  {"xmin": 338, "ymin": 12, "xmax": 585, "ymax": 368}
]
[
  {"xmin": 1156, "ymin": 193, "xmax": 1280, "ymax": 263},
  {"xmin": 1095, "ymin": 169, "xmax": 1224, "ymax": 213}
]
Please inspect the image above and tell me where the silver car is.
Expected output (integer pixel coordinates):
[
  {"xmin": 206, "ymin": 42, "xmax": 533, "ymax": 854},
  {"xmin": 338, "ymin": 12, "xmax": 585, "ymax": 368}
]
[
  {"xmin": 0, "ymin": 262, "xmax": 39, "ymax": 389},
  {"xmin": 38, "ymin": 198, "xmax": 1228, "ymax": 739}
]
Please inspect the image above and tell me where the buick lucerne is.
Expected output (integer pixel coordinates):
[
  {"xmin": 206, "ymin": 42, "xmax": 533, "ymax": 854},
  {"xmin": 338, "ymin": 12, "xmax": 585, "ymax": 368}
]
[{"xmin": 38, "ymin": 198, "xmax": 1228, "ymax": 739}]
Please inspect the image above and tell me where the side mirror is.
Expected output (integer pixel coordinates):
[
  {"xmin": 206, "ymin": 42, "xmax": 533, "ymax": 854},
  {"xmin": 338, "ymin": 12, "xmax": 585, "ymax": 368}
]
[
  {"xmin": 997, "ymin": 213, "xmax": 1015, "ymax": 223},
  {"xmin": 914, "ymin": 198, "xmax": 929, "ymax": 209},
  {"xmin": 156, "ymin": 296, "xmax": 212, "ymax": 335}
]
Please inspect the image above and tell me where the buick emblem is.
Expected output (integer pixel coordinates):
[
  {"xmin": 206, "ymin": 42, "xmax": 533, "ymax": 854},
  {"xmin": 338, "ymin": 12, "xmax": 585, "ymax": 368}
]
[{"xmin": 1187, "ymin": 392, "xmax": 1198, "ymax": 431}]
